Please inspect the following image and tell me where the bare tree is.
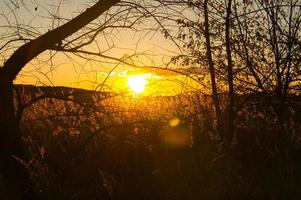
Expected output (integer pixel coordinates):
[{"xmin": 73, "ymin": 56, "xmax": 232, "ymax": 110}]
[
  {"xmin": 230, "ymin": 0, "xmax": 301, "ymax": 164},
  {"xmin": 163, "ymin": 0, "xmax": 301, "ymax": 146},
  {"xmin": 203, "ymin": 0, "xmax": 223, "ymax": 139},
  {"xmin": 0, "ymin": 0, "xmax": 121, "ymax": 198},
  {"xmin": 225, "ymin": 0, "xmax": 234, "ymax": 148},
  {"xmin": 169, "ymin": 0, "xmax": 237, "ymax": 146}
]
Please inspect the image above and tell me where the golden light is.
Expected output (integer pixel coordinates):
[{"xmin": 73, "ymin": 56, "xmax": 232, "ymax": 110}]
[
  {"xmin": 169, "ymin": 118, "xmax": 181, "ymax": 127},
  {"xmin": 127, "ymin": 75, "xmax": 148, "ymax": 94}
]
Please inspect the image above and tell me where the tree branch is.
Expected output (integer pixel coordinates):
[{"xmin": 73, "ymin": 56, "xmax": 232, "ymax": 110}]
[{"xmin": 0, "ymin": 0, "xmax": 120, "ymax": 81}]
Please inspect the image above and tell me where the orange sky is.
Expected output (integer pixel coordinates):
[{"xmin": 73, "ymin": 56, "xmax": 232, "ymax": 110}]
[{"xmin": 1, "ymin": 0, "xmax": 207, "ymax": 96}]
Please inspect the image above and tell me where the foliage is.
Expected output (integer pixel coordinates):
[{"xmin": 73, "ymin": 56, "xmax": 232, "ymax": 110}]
[{"xmin": 15, "ymin": 85, "xmax": 301, "ymax": 200}]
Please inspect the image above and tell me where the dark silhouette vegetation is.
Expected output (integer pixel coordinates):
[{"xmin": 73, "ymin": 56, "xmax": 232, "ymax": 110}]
[{"xmin": 1, "ymin": 84, "xmax": 301, "ymax": 199}]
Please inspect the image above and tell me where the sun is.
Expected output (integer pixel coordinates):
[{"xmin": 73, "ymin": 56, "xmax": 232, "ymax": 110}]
[{"xmin": 127, "ymin": 75, "xmax": 147, "ymax": 94}]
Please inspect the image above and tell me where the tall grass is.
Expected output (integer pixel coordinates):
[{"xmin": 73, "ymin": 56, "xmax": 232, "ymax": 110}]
[{"xmin": 15, "ymin": 86, "xmax": 301, "ymax": 199}]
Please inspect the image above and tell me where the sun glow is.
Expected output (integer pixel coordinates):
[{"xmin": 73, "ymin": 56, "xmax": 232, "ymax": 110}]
[{"xmin": 127, "ymin": 74, "xmax": 148, "ymax": 94}]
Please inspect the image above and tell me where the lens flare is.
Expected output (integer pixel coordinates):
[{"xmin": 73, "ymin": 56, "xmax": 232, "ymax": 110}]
[{"xmin": 169, "ymin": 118, "xmax": 180, "ymax": 127}]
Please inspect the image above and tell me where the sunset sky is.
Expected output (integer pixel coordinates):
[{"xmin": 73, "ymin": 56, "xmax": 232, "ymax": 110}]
[{"xmin": 0, "ymin": 0, "xmax": 206, "ymax": 95}]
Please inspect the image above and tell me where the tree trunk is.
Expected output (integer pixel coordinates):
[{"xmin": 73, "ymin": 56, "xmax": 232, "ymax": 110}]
[
  {"xmin": 225, "ymin": 0, "xmax": 234, "ymax": 148},
  {"xmin": 0, "ymin": 75, "xmax": 34, "ymax": 199},
  {"xmin": 203, "ymin": 0, "xmax": 223, "ymax": 139},
  {"xmin": 0, "ymin": 0, "xmax": 120, "ymax": 81},
  {"xmin": 0, "ymin": 1, "xmax": 120, "ymax": 198}
]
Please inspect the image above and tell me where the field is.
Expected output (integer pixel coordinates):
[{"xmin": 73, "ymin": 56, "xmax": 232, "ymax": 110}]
[{"xmin": 3, "ymin": 84, "xmax": 299, "ymax": 199}]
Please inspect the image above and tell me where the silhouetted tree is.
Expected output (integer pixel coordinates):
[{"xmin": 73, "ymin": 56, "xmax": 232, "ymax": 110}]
[{"xmin": 0, "ymin": 1, "xmax": 120, "ymax": 198}]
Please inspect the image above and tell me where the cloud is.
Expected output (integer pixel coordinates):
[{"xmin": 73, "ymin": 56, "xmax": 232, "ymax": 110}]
[
  {"xmin": 126, "ymin": 67, "xmax": 207, "ymax": 77},
  {"xmin": 99, "ymin": 67, "xmax": 207, "ymax": 78}
]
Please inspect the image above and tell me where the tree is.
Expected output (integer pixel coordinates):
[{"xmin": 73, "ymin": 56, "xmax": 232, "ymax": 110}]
[
  {"xmin": 231, "ymin": 0, "xmax": 301, "ymax": 163},
  {"xmin": 203, "ymin": 0, "xmax": 223, "ymax": 140},
  {"xmin": 0, "ymin": 0, "xmax": 121, "ymax": 198},
  {"xmin": 165, "ymin": 0, "xmax": 301, "ymax": 146},
  {"xmin": 170, "ymin": 0, "xmax": 237, "ymax": 147}
]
